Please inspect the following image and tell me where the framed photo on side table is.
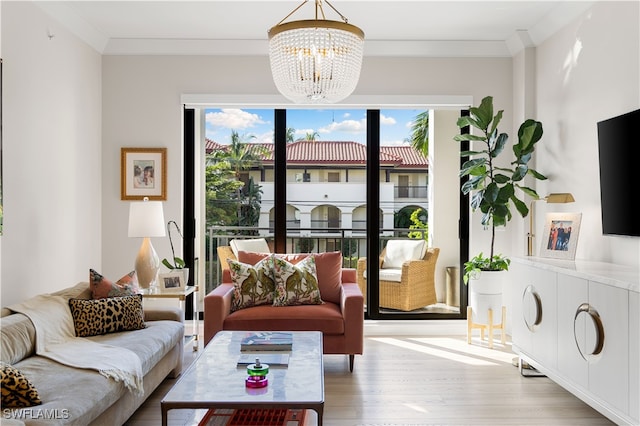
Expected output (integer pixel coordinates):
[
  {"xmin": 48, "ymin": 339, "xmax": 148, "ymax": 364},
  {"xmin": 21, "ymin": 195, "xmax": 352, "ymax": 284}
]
[
  {"xmin": 157, "ymin": 271, "xmax": 186, "ymax": 293},
  {"xmin": 540, "ymin": 212, "xmax": 582, "ymax": 260},
  {"xmin": 121, "ymin": 147, "xmax": 167, "ymax": 200}
]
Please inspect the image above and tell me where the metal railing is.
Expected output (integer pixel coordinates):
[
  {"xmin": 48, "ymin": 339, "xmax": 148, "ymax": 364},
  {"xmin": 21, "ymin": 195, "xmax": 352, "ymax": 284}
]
[
  {"xmin": 205, "ymin": 226, "xmax": 426, "ymax": 295},
  {"xmin": 395, "ymin": 185, "xmax": 428, "ymax": 199}
]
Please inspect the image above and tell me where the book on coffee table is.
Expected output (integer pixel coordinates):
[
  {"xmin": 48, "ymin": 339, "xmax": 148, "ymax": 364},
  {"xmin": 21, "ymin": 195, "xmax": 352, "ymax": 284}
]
[
  {"xmin": 240, "ymin": 332, "xmax": 293, "ymax": 352},
  {"xmin": 237, "ymin": 353, "xmax": 290, "ymax": 367}
]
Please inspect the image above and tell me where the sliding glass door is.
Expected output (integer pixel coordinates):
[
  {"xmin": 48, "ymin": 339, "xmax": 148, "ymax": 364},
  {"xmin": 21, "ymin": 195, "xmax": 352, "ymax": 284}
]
[{"xmin": 188, "ymin": 106, "xmax": 465, "ymax": 320}]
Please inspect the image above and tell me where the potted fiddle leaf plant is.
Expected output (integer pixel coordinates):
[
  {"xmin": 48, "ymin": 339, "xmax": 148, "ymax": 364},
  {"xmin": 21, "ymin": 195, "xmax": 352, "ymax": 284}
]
[
  {"xmin": 162, "ymin": 220, "xmax": 188, "ymax": 283},
  {"xmin": 454, "ymin": 96, "xmax": 547, "ymax": 325}
]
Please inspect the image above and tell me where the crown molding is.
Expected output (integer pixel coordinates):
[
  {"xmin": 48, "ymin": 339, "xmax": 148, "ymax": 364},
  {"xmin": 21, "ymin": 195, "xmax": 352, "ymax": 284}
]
[
  {"xmin": 37, "ymin": 0, "xmax": 596, "ymax": 58},
  {"xmin": 101, "ymin": 38, "xmax": 512, "ymax": 57}
]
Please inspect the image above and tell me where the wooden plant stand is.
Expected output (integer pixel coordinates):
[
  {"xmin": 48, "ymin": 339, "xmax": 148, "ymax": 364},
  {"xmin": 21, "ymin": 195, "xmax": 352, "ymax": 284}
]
[{"xmin": 467, "ymin": 305, "xmax": 506, "ymax": 349}]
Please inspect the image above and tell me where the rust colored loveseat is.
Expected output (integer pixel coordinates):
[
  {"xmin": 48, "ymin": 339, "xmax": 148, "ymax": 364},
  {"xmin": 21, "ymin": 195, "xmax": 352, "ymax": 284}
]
[{"xmin": 204, "ymin": 248, "xmax": 364, "ymax": 371}]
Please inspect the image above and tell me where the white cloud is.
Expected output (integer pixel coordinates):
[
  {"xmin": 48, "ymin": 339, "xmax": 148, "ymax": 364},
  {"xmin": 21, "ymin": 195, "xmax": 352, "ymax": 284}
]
[
  {"xmin": 319, "ymin": 118, "xmax": 366, "ymax": 135},
  {"xmin": 295, "ymin": 128, "xmax": 316, "ymax": 137},
  {"xmin": 205, "ymin": 108, "xmax": 267, "ymax": 130},
  {"xmin": 380, "ymin": 114, "xmax": 397, "ymax": 126}
]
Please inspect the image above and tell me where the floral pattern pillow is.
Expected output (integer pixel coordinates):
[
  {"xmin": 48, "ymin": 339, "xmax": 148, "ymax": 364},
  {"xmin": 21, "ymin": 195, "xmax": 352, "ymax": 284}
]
[
  {"xmin": 272, "ymin": 255, "xmax": 323, "ymax": 307},
  {"xmin": 90, "ymin": 269, "xmax": 138, "ymax": 299},
  {"xmin": 228, "ymin": 256, "xmax": 276, "ymax": 312}
]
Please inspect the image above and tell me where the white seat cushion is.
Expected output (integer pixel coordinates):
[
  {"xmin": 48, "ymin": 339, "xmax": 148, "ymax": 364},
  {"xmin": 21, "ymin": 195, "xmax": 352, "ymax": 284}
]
[
  {"xmin": 364, "ymin": 268, "xmax": 402, "ymax": 282},
  {"xmin": 382, "ymin": 239, "xmax": 426, "ymax": 269},
  {"xmin": 230, "ymin": 238, "xmax": 271, "ymax": 259},
  {"xmin": 379, "ymin": 269, "xmax": 402, "ymax": 282}
]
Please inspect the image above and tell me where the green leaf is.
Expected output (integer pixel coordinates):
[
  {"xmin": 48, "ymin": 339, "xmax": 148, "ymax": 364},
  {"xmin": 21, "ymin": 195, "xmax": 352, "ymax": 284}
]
[
  {"xmin": 460, "ymin": 150, "xmax": 488, "ymax": 157},
  {"xmin": 470, "ymin": 191, "xmax": 484, "ymax": 210},
  {"xmin": 490, "ymin": 109, "xmax": 504, "ymax": 136},
  {"xmin": 517, "ymin": 119, "xmax": 543, "ymax": 151},
  {"xmin": 456, "ymin": 116, "xmax": 482, "ymax": 130},
  {"xmin": 491, "ymin": 133, "xmax": 508, "ymax": 158},
  {"xmin": 484, "ymin": 183, "xmax": 500, "ymax": 203},
  {"xmin": 481, "ymin": 211, "xmax": 492, "ymax": 226},
  {"xmin": 512, "ymin": 196, "xmax": 529, "ymax": 217},
  {"xmin": 512, "ymin": 164, "xmax": 528, "ymax": 181},
  {"xmin": 498, "ymin": 183, "xmax": 515, "ymax": 199},
  {"xmin": 528, "ymin": 168, "xmax": 548, "ymax": 180},
  {"xmin": 472, "ymin": 96, "xmax": 494, "ymax": 130},
  {"xmin": 454, "ymin": 134, "xmax": 486, "ymax": 142},
  {"xmin": 161, "ymin": 259, "xmax": 176, "ymax": 270},
  {"xmin": 517, "ymin": 185, "xmax": 540, "ymax": 200},
  {"xmin": 462, "ymin": 176, "xmax": 484, "ymax": 195},
  {"xmin": 493, "ymin": 173, "xmax": 510, "ymax": 184},
  {"xmin": 460, "ymin": 159, "xmax": 486, "ymax": 177}
]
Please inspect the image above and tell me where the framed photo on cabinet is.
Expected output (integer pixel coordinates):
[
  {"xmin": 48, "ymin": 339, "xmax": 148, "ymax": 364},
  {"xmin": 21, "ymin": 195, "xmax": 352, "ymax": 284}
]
[
  {"xmin": 540, "ymin": 212, "xmax": 582, "ymax": 260},
  {"xmin": 121, "ymin": 147, "xmax": 167, "ymax": 200}
]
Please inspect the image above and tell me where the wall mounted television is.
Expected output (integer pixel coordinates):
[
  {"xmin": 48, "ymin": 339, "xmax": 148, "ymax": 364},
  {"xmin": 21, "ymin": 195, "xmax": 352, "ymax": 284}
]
[{"xmin": 597, "ymin": 108, "xmax": 640, "ymax": 237}]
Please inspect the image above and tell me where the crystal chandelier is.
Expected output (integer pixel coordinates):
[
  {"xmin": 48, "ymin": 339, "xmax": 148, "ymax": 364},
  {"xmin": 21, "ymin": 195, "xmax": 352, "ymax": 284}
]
[{"xmin": 268, "ymin": 0, "xmax": 365, "ymax": 104}]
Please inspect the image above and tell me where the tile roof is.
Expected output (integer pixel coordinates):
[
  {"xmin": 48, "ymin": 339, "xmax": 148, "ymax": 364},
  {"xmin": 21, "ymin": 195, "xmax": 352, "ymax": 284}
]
[{"xmin": 205, "ymin": 139, "xmax": 428, "ymax": 169}]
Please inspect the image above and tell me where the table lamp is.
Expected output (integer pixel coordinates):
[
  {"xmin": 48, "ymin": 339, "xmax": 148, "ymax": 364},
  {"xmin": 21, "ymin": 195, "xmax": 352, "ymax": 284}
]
[
  {"xmin": 128, "ymin": 197, "xmax": 166, "ymax": 292},
  {"xmin": 527, "ymin": 193, "xmax": 575, "ymax": 256}
]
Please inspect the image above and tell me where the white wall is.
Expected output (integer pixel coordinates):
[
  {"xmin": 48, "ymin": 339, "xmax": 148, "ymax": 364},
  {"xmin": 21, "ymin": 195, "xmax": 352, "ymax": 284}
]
[
  {"xmin": 533, "ymin": 1, "xmax": 640, "ymax": 266},
  {"xmin": 1, "ymin": 1, "xmax": 102, "ymax": 306}
]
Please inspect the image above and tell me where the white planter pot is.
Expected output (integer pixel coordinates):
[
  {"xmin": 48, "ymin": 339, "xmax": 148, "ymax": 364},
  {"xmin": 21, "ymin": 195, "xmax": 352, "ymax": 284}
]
[
  {"xmin": 468, "ymin": 270, "xmax": 505, "ymax": 325},
  {"xmin": 180, "ymin": 268, "xmax": 190, "ymax": 285}
]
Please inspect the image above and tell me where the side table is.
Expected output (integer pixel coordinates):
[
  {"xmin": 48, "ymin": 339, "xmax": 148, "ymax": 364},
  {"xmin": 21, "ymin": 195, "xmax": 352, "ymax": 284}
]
[{"xmin": 142, "ymin": 286, "xmax": 199, "ymax": 351}]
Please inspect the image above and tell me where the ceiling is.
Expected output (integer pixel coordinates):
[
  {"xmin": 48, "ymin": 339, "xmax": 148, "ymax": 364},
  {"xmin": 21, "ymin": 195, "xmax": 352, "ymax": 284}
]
[{"xmin": 36, "ymin": 1, "xmax": 595, "ymax": 57}]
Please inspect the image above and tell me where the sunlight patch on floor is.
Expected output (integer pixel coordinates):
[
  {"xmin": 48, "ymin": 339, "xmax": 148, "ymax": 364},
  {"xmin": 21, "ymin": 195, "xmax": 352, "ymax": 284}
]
[
  {"xmin": 408, "ymin": 337, "xmax": 515, "ymax": 365},
  {"xmin": 370, "ymin": 337, "xmax": 500, "ymax": 366},
  {"xmin": 402, "ymin": 402, "xmax": 430, "ymax": 414}
]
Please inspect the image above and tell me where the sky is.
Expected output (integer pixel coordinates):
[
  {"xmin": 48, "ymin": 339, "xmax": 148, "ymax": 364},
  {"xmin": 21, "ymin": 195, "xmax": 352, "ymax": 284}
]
[{"xmin": 204, "ymin": 108, "xmax": 428, "ymax": 146}]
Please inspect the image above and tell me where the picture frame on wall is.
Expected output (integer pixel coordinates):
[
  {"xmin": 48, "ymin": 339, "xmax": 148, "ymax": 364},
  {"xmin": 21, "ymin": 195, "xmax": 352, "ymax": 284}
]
[
  {"xmin": 121, "ymin": 147, "xmax": 167, "ymax": 200},
  {"xmin": 158, "ymin": 271, "xmax": 185, "ymax": 293},
  {"xmin": 540, "ymin": 212, "xmax": 582, "ymax": 260}
]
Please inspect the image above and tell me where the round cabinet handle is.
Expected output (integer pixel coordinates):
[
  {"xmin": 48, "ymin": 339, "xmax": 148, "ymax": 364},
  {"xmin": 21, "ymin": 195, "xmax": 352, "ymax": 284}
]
[
  {"xmin": 574, "ymin": 303, "xmax": 605, "ymax": 361},
  {"xmin": 522, "ymin": 285, "xmax": 542, "ymax": 332}
]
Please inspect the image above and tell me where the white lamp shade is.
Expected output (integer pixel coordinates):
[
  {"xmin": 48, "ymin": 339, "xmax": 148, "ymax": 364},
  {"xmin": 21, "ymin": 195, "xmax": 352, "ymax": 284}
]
[{"xmin": 128, "ymin": 199, "xmax": 166, "ymax": 238}]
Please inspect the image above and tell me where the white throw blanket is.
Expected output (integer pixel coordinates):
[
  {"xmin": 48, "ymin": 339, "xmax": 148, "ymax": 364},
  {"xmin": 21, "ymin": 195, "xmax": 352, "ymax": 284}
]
[{"xmin": 9, "ymin": 294, "xmax": 144, "ymax": 396}]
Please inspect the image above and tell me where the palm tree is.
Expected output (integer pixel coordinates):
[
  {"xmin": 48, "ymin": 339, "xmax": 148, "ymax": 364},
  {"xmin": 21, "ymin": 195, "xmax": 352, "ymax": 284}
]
[
  {"xmin": 238, "ymin": 176, "xmax": 263, "ymax": 234},
  {"xmin": 409, "ymin": 111, "xmax": 429, "ymax": 156},
  {"xmin": 302, "ymin": 131, "xmax": 320, "ymax": 142},
  {"xmin": 286, "ymin": 127, "xmax": 296, "ymax": 143},
  {"xmin": 224, "ymin": 130, "xmax": 259, "ymax": 177},
  {"xmin": 209, "ymin": 130, "xmax": 263, "ymax": 225}
]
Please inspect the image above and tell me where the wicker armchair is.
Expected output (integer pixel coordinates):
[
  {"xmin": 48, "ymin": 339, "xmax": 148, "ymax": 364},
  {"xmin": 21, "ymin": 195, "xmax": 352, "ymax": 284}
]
[{"xmin": 357, "ymin": 247, "xmax": 439, "ymax": 311}]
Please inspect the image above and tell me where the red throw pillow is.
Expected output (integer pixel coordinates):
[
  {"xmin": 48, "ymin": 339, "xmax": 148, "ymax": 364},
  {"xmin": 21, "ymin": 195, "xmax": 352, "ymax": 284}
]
[
  {"xmin": 236, "ymin": 251, "xmax": 343, "ymax": 304},
  {"xmin": 312, "ymin": 251, "xmax": 343, "ymax": 304}
]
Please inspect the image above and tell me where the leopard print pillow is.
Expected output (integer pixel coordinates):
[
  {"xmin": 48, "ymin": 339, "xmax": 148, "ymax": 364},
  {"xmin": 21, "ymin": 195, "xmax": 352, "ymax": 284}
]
[
  {"xmin": 1, "ymin": 362, "xmax": 42, "ymax": 408},
  {"xmin": 69, "ymin": 295, "xmax": 146, "ymax": 337}
]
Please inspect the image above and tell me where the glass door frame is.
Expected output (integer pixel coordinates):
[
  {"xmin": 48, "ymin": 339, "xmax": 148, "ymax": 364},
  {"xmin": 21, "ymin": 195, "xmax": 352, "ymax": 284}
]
[{"xmin": 182, "ymin": 95, "xmax": 473, "ymax": 321}]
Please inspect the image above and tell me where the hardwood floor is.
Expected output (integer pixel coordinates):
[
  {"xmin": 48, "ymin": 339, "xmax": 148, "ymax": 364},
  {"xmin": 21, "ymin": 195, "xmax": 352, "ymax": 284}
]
[{"xmin": 125, "ymin": 322, "xmax": 613, "ymax": 426}]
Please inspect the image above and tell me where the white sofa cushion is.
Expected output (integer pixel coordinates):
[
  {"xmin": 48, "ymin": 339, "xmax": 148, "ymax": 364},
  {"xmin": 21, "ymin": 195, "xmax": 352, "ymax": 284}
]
[
  {"xmin": 229, "ymin": 238, "xmax": 270, "ymax": 259},
  {"xmin": 382, "ymin": 239, "xmax": 426, "ymax": 269}
]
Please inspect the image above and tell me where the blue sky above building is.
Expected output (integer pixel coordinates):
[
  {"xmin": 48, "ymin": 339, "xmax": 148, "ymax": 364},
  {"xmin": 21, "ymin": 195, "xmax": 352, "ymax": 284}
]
[{"xmin": 205, "ymin": 108, "xmax": 427, "ymax": 146}]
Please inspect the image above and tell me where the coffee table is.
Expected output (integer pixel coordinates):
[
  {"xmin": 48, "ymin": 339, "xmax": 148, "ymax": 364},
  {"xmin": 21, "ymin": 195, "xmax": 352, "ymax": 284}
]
[{"xmin": 161, "ymin": 330, "xmax": 324, "ymax": 425}]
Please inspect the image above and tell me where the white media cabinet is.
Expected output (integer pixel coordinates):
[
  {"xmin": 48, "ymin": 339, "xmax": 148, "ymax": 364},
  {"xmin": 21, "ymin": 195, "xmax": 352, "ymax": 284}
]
[{"xmin": 510, "ymin": 257, "xmax": 639, "ymax": 425}]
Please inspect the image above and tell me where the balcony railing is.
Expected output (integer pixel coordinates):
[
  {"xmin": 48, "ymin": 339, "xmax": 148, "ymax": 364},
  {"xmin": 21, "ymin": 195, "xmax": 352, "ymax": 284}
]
[
  {"xmin": 395, "ymin": 185, "xmax": 428, "ymax": 199},
  {"xmin": 206, "ymin": 226, "xmax": 426, "ymax": 294}
]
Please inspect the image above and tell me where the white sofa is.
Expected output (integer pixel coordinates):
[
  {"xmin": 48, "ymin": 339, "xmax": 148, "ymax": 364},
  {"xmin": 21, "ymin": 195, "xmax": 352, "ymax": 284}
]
[{"xmin": 0, "ymin": 282, "xmax": 184, "ymax": 425}]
